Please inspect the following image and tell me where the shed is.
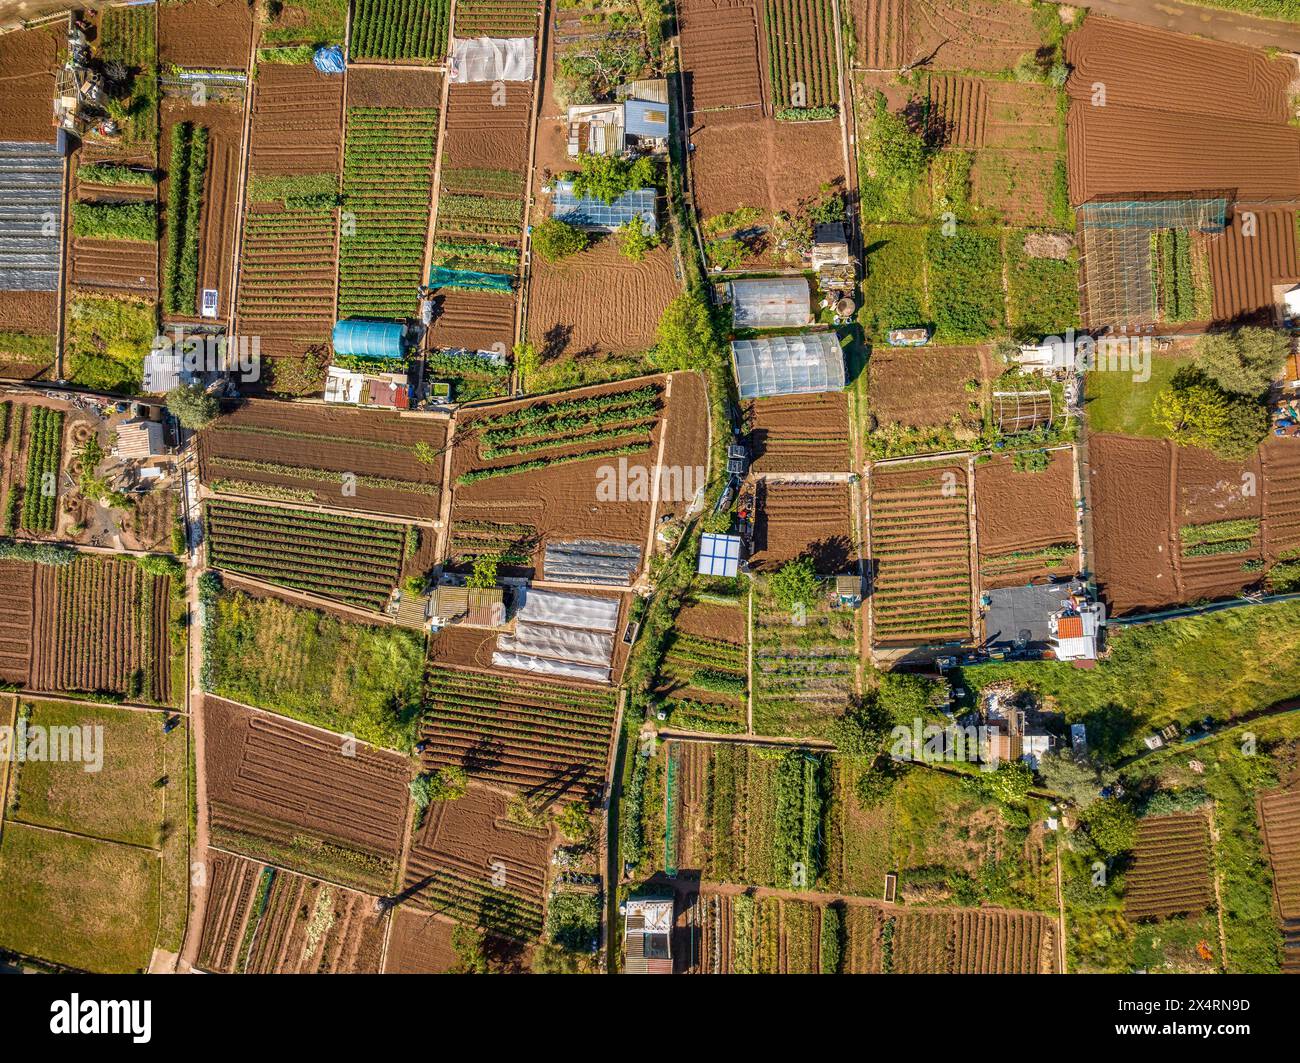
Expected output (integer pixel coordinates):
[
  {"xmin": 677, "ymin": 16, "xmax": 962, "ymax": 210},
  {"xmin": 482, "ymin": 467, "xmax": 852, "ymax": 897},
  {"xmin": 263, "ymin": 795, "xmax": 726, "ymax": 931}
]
[
  {"xmin": 466, "ymin": 587, "xmax": 506, "ymax": 627},
  {"xmin": 729, "ymin": 277, "xmax": 811, "ymax": 329},
  {"xmin": 113, "ymin": 420, "xmax": 165, "ymax": 460},
  {"xmin": 698, "ymin": 533, "xmax": 742, "ymax": 577},
  {"xmin": 142, "ymin": 349, "xmax": 194, "ymax": 395},
  {"xmin": 624, "ymin": 98, "xmax": 669, "ymax": 142},
  {"xmin": 551, "ymin": 180, "xmax": 657, "ymax": 233},
  {"xmin": 623, "ymin": 895, "xmax": 673, "ymax": 974},
  {"xmin": 331, "ymin": 319, "xmax": 405, "ymax": 360},
  {"xmin": 731, "ymin": 332, "xmax": 845, "ymax": 399},
  {"xmin": 431, "ymin": 585, "xmax": 470, "ymax": 623}
]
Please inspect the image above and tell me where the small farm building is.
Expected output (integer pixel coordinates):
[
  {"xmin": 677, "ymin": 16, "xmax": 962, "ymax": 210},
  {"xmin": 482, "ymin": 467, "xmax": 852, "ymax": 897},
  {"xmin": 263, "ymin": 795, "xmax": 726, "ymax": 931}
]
[
  {"xmin": 698, "ymin": 533, "xmax": 742, "ymax": 577},
  {"xmin": 623, "ymin": 97, "xmax": 669, "ymax": 151},
  {"xmin": 142, "ymin": 348, "xmax": 194, "ymax": 395},
  {"xmin": 729, "ymin": 277, "xmax": 811, "ymax": 329},
  {"xmin": 731, "ymin": 332, "xmax": 845, "ymax": 399},
  {"xmin": 623, "ymin": 894, "xmax": 673, "ymax": 974},
  {"xmin": 551, "ymin": 181, "xmax": 657, "ymax": 234},
  {"xmin": 113, "ymin": 420, "xmax": 166, "ymax": 460},
  {"xmin": 324, "ymin": 365, "xmax": 410, "ymax": 409}
]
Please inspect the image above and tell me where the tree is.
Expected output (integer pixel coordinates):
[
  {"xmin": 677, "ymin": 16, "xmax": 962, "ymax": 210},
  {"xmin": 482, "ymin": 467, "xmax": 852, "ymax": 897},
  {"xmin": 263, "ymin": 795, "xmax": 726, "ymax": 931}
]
[
  {"xmin": 411, "ymin": 766, "xmax": 468, "ymax": 807},
  {"xmin": 1080, "ymin": 797, "xmax": 1137, "ymax": 856},
  {"xmin": 532, "ymin": 218, "xmax": 588, "ymax": 262},
  {"xmin": 877, "ymin": 673, "xmax": 942, "ymax": 726},
  {"xmin": 769, "ymin": 557, "xmax": 820, "ymax": 613},
  {"xmin": 570, "ymin": 153, "xmax": 656, "ymax": 204},
  {"xmin": 615, "ymin": 217, "xmax": 658, "ymax": 262},
  {"xmin": 466, "ymin": 553, "xmax": 499, "ymax": 589},
  {"xmin": 165, "ymin": 383, "xmax": 219, "ymax": 429},
  {"xmin": 855, "ymin": 754, "xmax": 903, "ymax": 809},
  {"xmin": 1038, "ymin": 749, "xmax": 1106, "ymax": 808},
  {"xmin": 865, "ymin": 91, "xmax": 928, "ymax": 184},
  {"xmin": 556, "ymin": 802, "xmax": 595, "ymax": 844},
  {"xmin": 1153, "ymin": 369, "xmax": 1269, "ymax": 458},
  {"xmin": 1194, "ymin": 327, "xmax": 1289, "ymax": 397},
  {"xmin": 652, "ymin": 290, "xmax": 723, "ymax": 372}
]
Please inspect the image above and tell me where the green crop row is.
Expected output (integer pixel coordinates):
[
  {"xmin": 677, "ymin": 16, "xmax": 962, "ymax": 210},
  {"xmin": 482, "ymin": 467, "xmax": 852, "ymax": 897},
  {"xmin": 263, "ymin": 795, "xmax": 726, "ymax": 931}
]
[{"xmin": 21, "ymin": 406, "xmax": 63, "ymax": 532}]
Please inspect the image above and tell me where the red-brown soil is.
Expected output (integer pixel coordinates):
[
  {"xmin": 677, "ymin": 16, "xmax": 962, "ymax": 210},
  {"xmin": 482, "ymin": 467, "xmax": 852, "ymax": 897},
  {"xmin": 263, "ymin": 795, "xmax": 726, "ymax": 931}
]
[
  {"xmin": 0, "ymin": 24, "xmax": 61, "ymax": 142},
  {"xmin": 744, "ymin": 392, "xmax": 851, "ymax": 474},
  {"xmin": 384, "ymin": 905, "xmax": 533, "ymax": 973},
  {"xmin": 1065, "ymin": 18, "xmax": 1300, "ymax": 204},
  {"xmin": 1263, "ymin": 437, "xmax": 1300, "ymax": 563},
  {"xmin": 1124, "ymin": 811, "xmax": 1213, "ymax": 920},
  {"xmin": 868, "ymin": 344, "xmax": 987, "ymax": 432},
  {"xmin": 68, "ymin": 238, "xmax": 157, "ymax": 295},
  {"xmin": 975, "ymin": 450, "xmax": 1078, "ymax": 589},
  {"xmin": 688, "ymin": 108, "xmax": 845, "ymax": 221},
  {"xmin": 0, "ymin": 291, "xmax": 58, "ymax": 378},
  {"xmin": 927, "ymin": 74, "xmax": 987, "ymax": 148},
  {"xmin": 158, "ymin": 0, "xmax": 255, "ymax": 69},
  {"xmin": 1207, "ymin": 208, "xmax": 1300, "ymax": 326},
  {"xmin": 675, "ymin": 597, "xmax": 748, "ymax": 644},
  {"xmin": 749, "ymin": 479, "xmax": 854, "ymax": 572},
  {"xmin": 854, "ymin": 0, "xmax": 1042, "ymax": 74},
  {"xmin": 346, "ymin": 66, "xmax": 442, "ymax": 109},
  {"xmin": 0, "ymin": 559, "xmax": 35, "ymax": 686},
  {"xmin": 526, "ymin": 237, "xmax": 677, "ymax": 360},
  {"xmin": 198, "ymin": 398, "xmax": 448, "ymax": 520},
  {"xmin": 248, "ymin": 63, "xmax": 344, "ymax": 175},
  {"xmin": 451, "ymin": 374, "xmax": 708, "ymax": 572},
  {"xmin": 197, "ymin": 849, "xmax": 386, "ymax": 973},
  {"xmin": 1087, "ymin": 434, "xmax": 1178, "ymax": 615},
  {"xmin": 204, "ymin": 696, "xmax": 411, "ymax": 894},
  {"xmin": 1175, "ymin": 446, "xmax": 1261, "ymax": 526},
  {"xmin": 440, "ymin": 82, "xmax": 532, "ymax": 172},
  {"xmin": 1257, "ymin": 784, "xmax": 1300, "ymax": 973},
  {"xmin": 656, "ymin": 369, "xmax": 711, "ymax": 526},
  {"xmin": 401, "ymin": 783, "xmax": 554, "ymax": 940},
  {"xmin": 426, "ymin": 290, "xmax": 515, "ymax": 353},
  {"xmin": 161, "ymin": 99, "xmax": 245, "ymax": 322},
  {"xmin": 678, "ymin": 0, "xmax": 765, "ymax": 114}
]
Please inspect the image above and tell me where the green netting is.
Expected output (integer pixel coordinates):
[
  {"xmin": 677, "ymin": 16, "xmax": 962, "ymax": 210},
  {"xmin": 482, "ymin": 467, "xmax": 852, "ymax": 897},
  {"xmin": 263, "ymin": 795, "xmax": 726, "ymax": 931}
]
[{"xmin": 428, "ymin": 265, "xmax": 514, "ymax": 293}]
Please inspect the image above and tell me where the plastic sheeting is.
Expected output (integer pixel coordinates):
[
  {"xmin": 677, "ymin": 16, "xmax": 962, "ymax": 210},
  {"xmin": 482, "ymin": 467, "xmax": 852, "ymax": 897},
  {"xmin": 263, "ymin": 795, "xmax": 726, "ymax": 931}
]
[
  {"xmin": 0, "ymin": 142, "xmax": 62, "ymax": 290},
  {"xmin": 490, "ymin": 651, "xmax": 610, "ymax": 683},
  {"xmin": 449, "ymin": 37, "xmax": 535, "ymax": 83},
  {"xmin": 544, "ymin": 540, "xmax": 642, "ymax": 586},
  {"xmin": 429, "ymin": 265, "xmax": 514, "ymax": 293},
  {"xmin": 514, "ymin": 590, "xmax": 620, "ymax": 633},
  {"xmin": 496, "ymin": 625, "xmax": 614, "ymax": 667},
  {"xmin": 313, "ymin": 46, "xmax": 345, "ymax": 74},
  {"xmin": 729, "ymin": 277, "xmax": 811, "ymax": 329},
  {"xmin": 732, "ymin": 332, "xmax": 845, "ymax": 400},
  {"xmin": 332, "ymin": 319, "xmax": 406, "ymax": 359}
]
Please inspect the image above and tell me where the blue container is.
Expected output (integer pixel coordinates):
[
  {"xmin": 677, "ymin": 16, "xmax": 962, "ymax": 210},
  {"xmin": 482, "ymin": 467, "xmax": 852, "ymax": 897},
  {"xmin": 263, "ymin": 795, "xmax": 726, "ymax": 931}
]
[{"xmin": 332, "ymin": 319, "xmax": 405, "ymax": 359}]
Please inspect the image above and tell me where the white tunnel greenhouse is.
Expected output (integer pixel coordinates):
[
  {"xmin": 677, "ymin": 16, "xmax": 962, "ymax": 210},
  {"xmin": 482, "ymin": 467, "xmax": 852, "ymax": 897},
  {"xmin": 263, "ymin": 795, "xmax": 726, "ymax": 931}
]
[
  {"xmin": 731, "ymin": 332, "xmax": 846, "ymax": 400},
  {"xmin": 728, "ymin": 277, "xmax": 812, "ymax": 329}
]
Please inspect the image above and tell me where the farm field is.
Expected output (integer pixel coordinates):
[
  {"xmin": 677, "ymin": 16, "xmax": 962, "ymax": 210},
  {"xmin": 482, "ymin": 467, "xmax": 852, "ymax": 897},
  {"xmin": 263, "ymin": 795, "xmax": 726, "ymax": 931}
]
[
  {"xmin": 866, "ymin": 342, "xmax": 988, "ymax": 458},
  {"xmin": 158, "ymin": 0, "xmax": 255, "ymax": 69},
  {"xmin": 1258, "ymin": 785, "xmax": 1300, "ymax": 973},
  {"xmin": 419, "ymin": 665, "xmax": 619, "ymax": 804},
  {"xmin": 29, "ymin": 554, "xmax": 175, "ymax": 704},
  {"xmin": 744, "ymin": 393, "xmax": 850, "ymax": 474},
  {"xmin": 449, "ymin": 374, "xmax": 707, "ymax": 577},
  {"xmin": 751, "ymin": 580, "xmax": 857, "ymax": 738},
  {"xmin": 204, "ymin": 499, "xmax": 408, "ymax": 612},
  {"xmin": 198, "ymin": 398, "xmax": 448, "ymax": 520},
  {"xmin": 0, "ymin": 698, "xmax": 188, "ymax": 971},
  {"xmin": 764, "ymin": 0, "xmax": 839, "ymax": 116},
  {"xmin": 196, "ymin": 850, "xmax": 386, "ymax": 974},
  {"xmin": 1124, "ymin": 811, "xmax": 1214, "ymax": 921},
  {"xmin": 0, "ymin": 560, "xmax": 34, "ymax": 685},
  {"xmin": 748, "ymin": 479, "xmax": 854, "ymax": 573},
  {"xmin": 656, "ymin": 597, "xmax": 748, "ymax": 735},
  {"xmin": 204, "ymin": 696, "xmax": 411, "ymax": 895},
  {"xmin": 202, "ymin": 587, "xmax": 426, "ymax": 750},
  {"xmin": 350, "ymin": 0, "xmax": 451, "ymax": 64},
  {"xmin": 0, "ymin": 24, "xmax": 61, "ymax": 143},
  {"xmin": 852, "ymin": 0, "xmax": 1044, "ymax": 74},
  {"xmin": 678, "ymin": 0, "xmax": 765, "ymax": 113},
  {"xmin": 401, "ymin": 783, "xmax": 553, "ymax": 942},
  {"xmin": 869, "ymin": 462, "xmax": 973, "ymax": 646},
  {"xmin": 455, "ymin": 0, "xmax": 542, "ymax": 36},
  {"xmin": 974, "ymin": 450, "xmax": 1078, "ymax": 589}
]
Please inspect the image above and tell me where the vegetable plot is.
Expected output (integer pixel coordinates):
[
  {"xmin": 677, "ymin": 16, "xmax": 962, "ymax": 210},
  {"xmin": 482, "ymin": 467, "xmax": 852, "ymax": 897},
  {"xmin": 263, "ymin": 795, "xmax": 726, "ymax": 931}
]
[{"xmin": 350, "ymin": 0, "xmax": 450, "ymax": 63}]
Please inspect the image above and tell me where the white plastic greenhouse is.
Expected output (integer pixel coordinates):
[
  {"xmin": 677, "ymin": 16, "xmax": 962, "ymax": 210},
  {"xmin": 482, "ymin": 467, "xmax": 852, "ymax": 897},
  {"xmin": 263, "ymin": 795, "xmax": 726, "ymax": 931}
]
[
  {"xmin": 731, "ymin": 332, "xmax": 846, "ymax": 400},
  {"xmin": 729, "ymin": 277, "xmax": 811, "ymax": 329}
]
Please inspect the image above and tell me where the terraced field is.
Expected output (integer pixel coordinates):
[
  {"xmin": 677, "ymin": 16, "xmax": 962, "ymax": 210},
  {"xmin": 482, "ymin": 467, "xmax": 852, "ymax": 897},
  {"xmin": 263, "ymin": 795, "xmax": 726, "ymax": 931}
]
[{"xmin": 1124, "ymin": 811, "xmax": 1213, "ymax": 920}]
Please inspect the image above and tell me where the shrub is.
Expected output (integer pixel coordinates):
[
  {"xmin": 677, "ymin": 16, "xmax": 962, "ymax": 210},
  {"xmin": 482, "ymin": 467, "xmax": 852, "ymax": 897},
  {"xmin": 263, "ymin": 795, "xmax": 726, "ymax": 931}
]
[
  {"xmin": 71, "ymin": 201, "xmax": 157, "ymax": 242},
  {"xmin": 569, "ymin": 152, "xmax": 656, "ymax": 204},
  {"xmin": 769, "ymin": 557, "xmax": 819, "ymax": 612},
  {"xmin": 166, "ymin": 383, "xmax": 219, "ymax": 429},
  {"xmin": 532, "ymin": 218, "xmax": 588, "ymax": 262},
  {"xmin": 652, "ymin": 290, "xmax": 723, "ymax": 371},
  {"xmin": 615, "ymin": 218, "xmax": 658, "ymax": 262}
]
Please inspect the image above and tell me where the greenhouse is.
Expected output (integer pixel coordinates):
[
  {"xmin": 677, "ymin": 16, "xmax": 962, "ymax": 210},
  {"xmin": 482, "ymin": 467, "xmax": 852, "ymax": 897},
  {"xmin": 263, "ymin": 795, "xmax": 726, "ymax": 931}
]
[
  {"xmin": 729, "ymin": 277, "xmax": 812, "ymax": 329},
  {"xmin": 731, "ymin": 332, "xmax": 845, "ymax": 400},
  {"xmin": 551, "ymin": 181, "xmax": 657, "ymax": 233}
]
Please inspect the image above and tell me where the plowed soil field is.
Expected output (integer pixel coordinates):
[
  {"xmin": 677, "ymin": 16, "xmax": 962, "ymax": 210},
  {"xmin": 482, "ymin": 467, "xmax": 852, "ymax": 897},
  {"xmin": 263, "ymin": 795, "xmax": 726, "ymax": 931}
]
[
  {"xmin": 975, "ymin": 450, "xmax": 1077, "ymax": 589},
  {"xmin": 525, "ymin": 238, "xmax": 677, "ymax": 360},
  {"xmin": 204, "ymin": 696, "xmax": 411, "ymax": 894},
  {"xmin": 853, "ymin": 0, "xmax": 1040, "ymax": 74},
  {"xmin": 248, "ymin": 63, "xmax": 343, "ymax": 175},
  {"xmin": 0, "ymin": 24, "xmax": 60, "ymax": 142},
  {"xmin": 1065, "ymin": 18, "xmax": 1300, "ymax": 204},
  {"xmin": 440, "ymin": 82, "xmax": 532, "ymax": 172},
  {"xmin": 197, "ymin": 849, "xmax": 386, "ymax": 973},
  {"xmin": 868, "ymin": 344, "xmax": 987, "ymax": 435},
  {"xmin": 749, "ymin": 479, "xmax": 854, "ymax": 572},
  {"xmin": 1124, "ymin": 811, "xmax": 1213, "ymax": 920},
  {"xmin": 401, "ymin": 783, "xmax": 553, "ymax": 942},
  {"xmin": 1263, "ymin": 437, "xmax": 1300, "ymax": 563},
  {"xmin": 198, "ymin": 398, "xmax": 448, "ymax": 520},
  {"xmin": 1207, "ymin": 208, "xmax": 1300, "ymax": 326},
  {"xmin": 1257, "ymin": 785, "xmax": 1300, "ymax": 973},
  {"xmin": 0, "ymin": 559, "xmax": 35, "ymax": 686},
  {"xmin": 158, "ymin": 0, "xmax": 255, "ymax": 68},
  {"xmin": 678, "ymin": 0, "xmax": 765, "ymax": 114},
  {"xmin": 744, "ymin": 392, "xmax": 851, "ymax": 474}
]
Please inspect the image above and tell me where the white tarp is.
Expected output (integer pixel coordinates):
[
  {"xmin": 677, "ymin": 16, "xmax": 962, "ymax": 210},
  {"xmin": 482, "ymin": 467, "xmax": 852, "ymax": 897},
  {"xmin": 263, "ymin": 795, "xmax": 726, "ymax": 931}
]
[
  {"xmin": 515, "ymin": 589, "xmax": 620, "ymax": 633},
  {"xmin": 496, "ymin": 625, "xmax": 614, "ymax": 667},
  {"xmin": 449, "ymin": 36, "xmax": 535, "ymax": 83},
  {"xmin": 491, "ymin": 651, "xmax": 610, "ymax": 683}
]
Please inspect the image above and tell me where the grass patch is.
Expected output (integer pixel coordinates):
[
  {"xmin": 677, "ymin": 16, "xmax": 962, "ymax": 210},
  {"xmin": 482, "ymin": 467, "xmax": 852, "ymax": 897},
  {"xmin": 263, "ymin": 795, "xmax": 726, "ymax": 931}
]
[
  {"xmin": 861, "ymin": 224, "xmax": 929, "ymax": 339},
  {"xmin": 1006, "ymin": 232, "xmax": 1079, "ymax": 337},
  {"xmin": 261, "ymin": 0, "xmax": 349, "ymax": 46},
  {"xmin": 1083, "ymin": 350, "xmax": 1191, "ymax": 436},
  {"xmin": 203, "ymin": 589, "xmax": 425, "ymax": 750},
  {"xmin": 926, "ymin": 227, "xmax": 1005, "ymax": 341},
  {"xmin": 65, "ymin": 293, "xmax": 155, "ymax": 394}
]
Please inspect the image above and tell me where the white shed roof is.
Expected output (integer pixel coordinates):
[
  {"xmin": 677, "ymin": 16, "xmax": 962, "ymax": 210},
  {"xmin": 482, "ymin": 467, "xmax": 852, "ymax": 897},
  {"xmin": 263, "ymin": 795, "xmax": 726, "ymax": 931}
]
[
  {"xmin": 730, "ymin": 277, "xmax": 811, "ymax": 329},
  {"xmin": 732, "ymin": 332, "xmax": 845, "ymax": 399},
  {"xmin": 698, "ymin": 533, "xmax": 741, "ymax": 577}
]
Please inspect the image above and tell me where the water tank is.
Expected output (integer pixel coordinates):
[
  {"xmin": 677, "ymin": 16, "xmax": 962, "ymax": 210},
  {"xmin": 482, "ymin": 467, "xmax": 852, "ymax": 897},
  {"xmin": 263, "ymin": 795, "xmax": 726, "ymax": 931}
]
[{"xmin": 332, "ymin": 319, "xmax": 406, "ymax": 359}]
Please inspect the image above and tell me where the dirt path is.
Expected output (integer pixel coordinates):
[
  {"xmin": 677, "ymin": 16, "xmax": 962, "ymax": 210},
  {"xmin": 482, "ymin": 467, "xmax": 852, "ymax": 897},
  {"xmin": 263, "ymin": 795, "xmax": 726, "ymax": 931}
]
[
  {"xmin": 1083, "ymin": 0, "xmax": 1300, "ymax": 52},
  {"xmin": 178, "ymin": 455, "xmax": 208, "ymax": 972}
]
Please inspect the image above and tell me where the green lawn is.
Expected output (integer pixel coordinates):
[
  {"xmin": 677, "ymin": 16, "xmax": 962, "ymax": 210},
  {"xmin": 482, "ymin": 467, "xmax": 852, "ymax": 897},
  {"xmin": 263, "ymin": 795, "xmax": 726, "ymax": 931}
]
[
  {"xmin": 10, "ymin": 701, "xmax": 166, "ymax": 848},
  {"xmin": 964, "ymin": 600, "xmax": 1300, "ymax": 760},
  {"xmin": 861, "ymin": 225, "xmax": 929, "ymax": 339},
  {"xmin": 204, "ymin": 589, "xmax": 426, "ymax": 750},
  {"xmin": 0, "ymin": 822, "xmax": 158, "ymax": 972},
  {"xmin": 1083, "ymin": 350, "xmax": 1190, "ymax": 436}
]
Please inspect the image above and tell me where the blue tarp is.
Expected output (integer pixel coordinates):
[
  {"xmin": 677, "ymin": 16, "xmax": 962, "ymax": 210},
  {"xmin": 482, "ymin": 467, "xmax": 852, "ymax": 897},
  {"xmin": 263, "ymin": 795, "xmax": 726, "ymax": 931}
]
[
  {"xmin": 314, "ymin": 46, "xmax": 345, "ymax": 74},
  {"xmin": 332, "ymin": 319, "xmax": 405, "ymax": 359}
]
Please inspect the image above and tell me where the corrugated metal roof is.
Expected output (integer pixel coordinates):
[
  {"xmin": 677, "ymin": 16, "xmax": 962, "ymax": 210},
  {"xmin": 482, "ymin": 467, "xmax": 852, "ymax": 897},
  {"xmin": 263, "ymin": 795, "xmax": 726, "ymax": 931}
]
[
  {"xmin": 624, "ymin": 98, "xmax": 669, "ymax": 138},
  {"xmin": 731, "ymin": 332, "xmax": 846, "ymax": 399},
  {"xmin": 113, "ymin": 420, "xmax": 165, "ymax": 459}
]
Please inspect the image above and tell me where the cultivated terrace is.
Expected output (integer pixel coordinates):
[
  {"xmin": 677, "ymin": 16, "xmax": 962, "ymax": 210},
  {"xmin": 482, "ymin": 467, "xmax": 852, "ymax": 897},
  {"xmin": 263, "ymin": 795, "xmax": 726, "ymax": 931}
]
[{"xmin": 2, "ymin": 0, "xmax": 1300, "ymax": 998}]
